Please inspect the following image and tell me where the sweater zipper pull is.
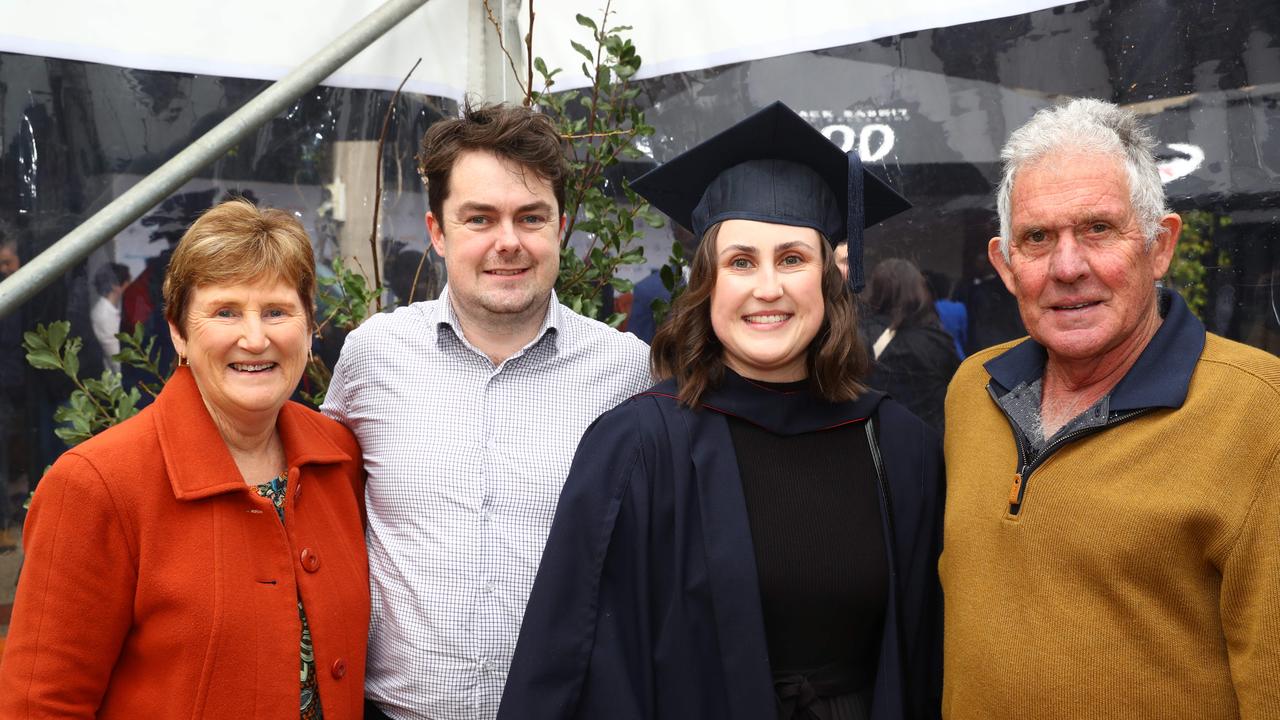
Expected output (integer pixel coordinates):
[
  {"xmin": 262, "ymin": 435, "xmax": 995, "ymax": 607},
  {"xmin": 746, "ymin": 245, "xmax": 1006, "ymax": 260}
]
[{"xmin": 1008, "ymin": 472, "xmax": 1024, "ymax": 512}]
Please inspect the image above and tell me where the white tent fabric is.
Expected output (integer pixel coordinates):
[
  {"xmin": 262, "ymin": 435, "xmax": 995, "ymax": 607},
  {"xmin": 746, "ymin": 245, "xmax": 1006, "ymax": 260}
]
[
  {"xmin": 527, "ymin": 0, "xmax": 1072, "ymax": 90},
  {"xmin": 0, "ymin": 0, "xmax": 1071, "ymax": 99},
  {"xmin": 0, "ymin": 0, "xmax": 466, "ymax": 97}
]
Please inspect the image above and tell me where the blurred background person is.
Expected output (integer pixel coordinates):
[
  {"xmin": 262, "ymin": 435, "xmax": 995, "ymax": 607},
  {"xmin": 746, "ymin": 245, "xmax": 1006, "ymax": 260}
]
[
  {"xmin": 922, "ymin": 269, "xmax": 966, "ymax": 359},
  {"xmin": 0, "ymin": 225, "xmax": 25, "ymax": 540},
  {"xmin": 955, "ymin": 249, "xmax": 1025, "ymax": 355},
  {"xmin": 90, "ymin": 262, "xmax": 132, "ymax": 374},
  {"xmin": 628, "ymin": 224, "xmax": 697, "ymax": 343},
  {"xmin": 862, "ymin": 258, "xmax": 960, "ymax": 433},
  {"xmin": 0, "ymin": 199, "xmax": 370, "ymax": 719},
  {"xmin": 0, "ymin": 234, "xmax": 20, "ymax": 278}
]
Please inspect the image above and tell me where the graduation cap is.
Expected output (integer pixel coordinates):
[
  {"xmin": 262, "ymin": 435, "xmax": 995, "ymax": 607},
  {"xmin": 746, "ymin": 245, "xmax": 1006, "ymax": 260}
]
[{"xmin": 632, "ymin": 101, "xmax": 910, "ymax": 292}]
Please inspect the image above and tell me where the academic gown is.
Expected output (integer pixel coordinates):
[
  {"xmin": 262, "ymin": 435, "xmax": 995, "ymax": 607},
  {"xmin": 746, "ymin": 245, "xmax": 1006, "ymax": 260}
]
[{"xmin": 498, "ymin": 373, "xmax": 944, "ymax": 720}]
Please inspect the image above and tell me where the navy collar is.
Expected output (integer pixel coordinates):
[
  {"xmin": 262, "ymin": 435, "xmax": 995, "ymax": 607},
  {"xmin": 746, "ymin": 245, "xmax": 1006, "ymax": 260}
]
[
  {"xmin": 649, "ymin": 369, "xmax": 886, "ymax": 435},
  {"xmin": 983, "ymin": 289, "xmax": 1205, "ymax": 411}
]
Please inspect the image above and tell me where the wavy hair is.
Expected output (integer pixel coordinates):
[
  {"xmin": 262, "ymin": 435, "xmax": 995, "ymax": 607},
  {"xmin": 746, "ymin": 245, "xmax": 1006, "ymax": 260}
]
[
  {"xmin": 651, "ymin": 223, "xmax": 869, "ymax": 406},
  {"xmin": 995, "ymin": 97, "xmax": 1169, "ymax": 260},
  {"xmin": 418, "ymin": 101, "xmax": 568, "ymax": 219}
]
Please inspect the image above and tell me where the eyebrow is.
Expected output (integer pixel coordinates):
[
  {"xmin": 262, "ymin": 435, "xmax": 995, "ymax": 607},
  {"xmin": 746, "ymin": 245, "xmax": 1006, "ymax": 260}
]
[
  {"xmin": 196, "ymin": 296, "xmax": 301, "ymax": 310},
  {"xmin": 454, "ymin": 201, "xmax": 555, "ymax": 215},
  {"xmin": 718, "ymin": 240, "xmax": 815, "ymax": 257}
]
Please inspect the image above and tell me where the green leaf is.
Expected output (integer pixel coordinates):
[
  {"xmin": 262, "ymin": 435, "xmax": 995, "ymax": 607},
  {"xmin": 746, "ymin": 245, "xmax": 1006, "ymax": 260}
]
[
  {"xmin": 570, "ymin": 40, "xmax": 594, "ymax": 64},
  {"xmin": 574, "ymin": 13, "xmax": 597, "ymax": 30},
  {"xmin": 533, "ymin": 56, "xmax": 549, "ymax": 76},
  {"xmin": 22, "ymin": 329, "xmax": 50, "ymax": 354},
  {"xmin": 660, "ymin": 265, "xmax": 676, "ymax": 290},
  {"xmin": 47, "ymin": 321, "xmax": 69, "ymax": 352},
  {"xmin": 70, "ymin": 411, "xmax": 91, "ymax": 435},
  {"xmin": 83, "ymin": 377, "xmax": 107, "ymax": 397},
  {"xmin": 63, "ymin": 338, "xmax": 81, "ymax": 381},
  {"xmin": 55, "ymin": 426, "xmax": 93, "ymax": 446},
  {"xmin": 25, "ymin": 349, "xmax": 61, "ymax": 371},
  {"xmin": 605, "ymin": 312, "xmax": 627, "ymax": 329}
]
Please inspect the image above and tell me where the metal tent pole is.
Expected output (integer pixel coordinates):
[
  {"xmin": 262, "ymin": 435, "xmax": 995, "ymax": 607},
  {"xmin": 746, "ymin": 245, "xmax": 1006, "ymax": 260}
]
[{"xmin": 0, "ymin": 0, "xmax": 429, "ymax": 318}]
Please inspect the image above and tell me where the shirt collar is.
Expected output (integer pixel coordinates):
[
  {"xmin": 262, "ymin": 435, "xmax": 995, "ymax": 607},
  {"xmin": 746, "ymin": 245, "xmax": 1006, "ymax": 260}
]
[
  {"xmin": 983, "ymin": 288, "xmax": 1205, "ymax": 411},
  {"xmin": 153, "ymin": 367, "xmax": 351, "ymax": 501},
  {"xmin": 433, "ymin": 284, "xmax": 562, "ymax": 358}
]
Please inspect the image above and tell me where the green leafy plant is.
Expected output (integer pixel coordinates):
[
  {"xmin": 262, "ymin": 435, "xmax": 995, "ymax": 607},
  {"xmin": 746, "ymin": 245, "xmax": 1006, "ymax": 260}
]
[
  {"xmin": 303, "ymin": 256, "xmax": 382, "ymax": 406},
  {"xmin": 114, "ymin": 321, "xmax": 171, "ymax": 398},
  {"xmin": 487, "ymin": 0, "xmax": 669, "ymax": 325},
  {"xmin": 1167, "ymin": 210, "xmax": 1232, "ymax": 320},
  {"xmin": 649, "ymin": 238, "xmax": 687, "ymax": 327},
  {"xmin": 23, "ymin": 321, "xmax": 142, "ymax": 446},
  {"xmin": 317, "ymin": 256, "xmax": 381, "ymax": 331}
]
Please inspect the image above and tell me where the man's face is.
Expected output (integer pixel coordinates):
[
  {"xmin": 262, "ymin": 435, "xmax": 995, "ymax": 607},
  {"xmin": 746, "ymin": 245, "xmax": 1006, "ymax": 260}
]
[
  {"xmin": 0, "ymin": 244, "xmax": 19, "ymax": 278},
  {"xmin": 990, "ymin": 152, "xmax": 1180, "ymax": 366},
  {"xmin": 427, "ymin": 150, "xmax": 564, "ymax": 331}
]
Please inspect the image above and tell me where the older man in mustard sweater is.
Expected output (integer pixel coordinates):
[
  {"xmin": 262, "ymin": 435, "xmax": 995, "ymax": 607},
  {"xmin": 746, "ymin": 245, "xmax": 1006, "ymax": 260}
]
[{"xmin": 941, "ymin": 98, "xmax": 1279, "ymax": 719}]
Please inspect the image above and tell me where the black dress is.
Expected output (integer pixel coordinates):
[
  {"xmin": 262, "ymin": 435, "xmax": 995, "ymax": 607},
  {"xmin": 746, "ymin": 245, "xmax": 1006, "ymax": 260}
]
[
  {"xmin": 497, "ymin": 371, "xmax": 944, "ymax": 720},
  {"xmin": 727, "ymin": 377, "xmax": 887, "ymax": 720}
]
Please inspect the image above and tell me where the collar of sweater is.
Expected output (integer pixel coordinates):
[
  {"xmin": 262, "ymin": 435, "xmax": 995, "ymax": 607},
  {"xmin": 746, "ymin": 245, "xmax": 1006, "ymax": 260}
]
[{"xmin": 982, "ymin": 288, "xmax": 1205, "ymax": 413}]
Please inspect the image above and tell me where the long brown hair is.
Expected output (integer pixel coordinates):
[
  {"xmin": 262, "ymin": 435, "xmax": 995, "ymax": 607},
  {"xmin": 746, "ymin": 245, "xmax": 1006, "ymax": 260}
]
[
  {"xmin": 864, "ymin": 257, "xmax": 940, "ymax": 330},
  {"xmin": 651, "ymin": 222, "xmax": 870, "ymax": 406}
]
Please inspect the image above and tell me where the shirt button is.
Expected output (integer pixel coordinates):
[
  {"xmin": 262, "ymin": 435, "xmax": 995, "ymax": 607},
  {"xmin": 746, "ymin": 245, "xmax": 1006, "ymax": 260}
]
[
  {"xmin": 330, "ymin": 658, "xmax": 347, "ymax": 679},
  {"xmin": 300, "ymin": 548, "xmax": 321, "ymax": 573}
]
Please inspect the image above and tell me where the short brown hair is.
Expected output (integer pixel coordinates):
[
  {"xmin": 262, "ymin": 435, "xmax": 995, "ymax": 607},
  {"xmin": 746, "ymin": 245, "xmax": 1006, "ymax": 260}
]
[
  {"xmin": 417, "ymin": 102, "xmax": 568, "ymax": 219},
  {"xmin": 163, "ymin": 198, "xmax": 316, "ymax": 336},
  {"xmin": 651, "ymin": 223, "xmax": 870, "ymax": 406}
]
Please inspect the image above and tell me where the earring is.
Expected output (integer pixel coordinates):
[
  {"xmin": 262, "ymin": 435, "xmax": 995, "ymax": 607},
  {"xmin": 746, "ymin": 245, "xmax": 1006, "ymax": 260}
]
[{"xmin": 177, "ymin": 355, "xmax": 189, "ymax": 367}]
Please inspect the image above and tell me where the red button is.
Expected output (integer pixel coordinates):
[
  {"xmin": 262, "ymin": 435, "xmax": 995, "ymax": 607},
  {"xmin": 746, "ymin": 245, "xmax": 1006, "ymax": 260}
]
[
  {"xmin": 300, "ymin": 548, "xmax": 320, "ymax": 572},
  {"xmin": 331, "ymin": 658, "xmax": 347, "ymax": 679}
]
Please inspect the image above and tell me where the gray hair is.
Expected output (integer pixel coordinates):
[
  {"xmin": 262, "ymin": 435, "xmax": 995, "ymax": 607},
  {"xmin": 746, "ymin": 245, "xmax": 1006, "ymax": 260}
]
[{"xmin": 995, "ymin": 98, "xmax": 1169, "ymax": 260}]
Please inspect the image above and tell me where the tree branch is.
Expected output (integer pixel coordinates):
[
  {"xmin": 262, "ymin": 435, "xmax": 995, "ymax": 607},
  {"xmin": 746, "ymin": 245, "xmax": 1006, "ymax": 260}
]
[
  {"xmin": 482, "ymin": 0, "xmax": 529, "ymax": 100},
  {"xmin": 368, "ymin": 57, "xmax": 423, "ymax": 312}
]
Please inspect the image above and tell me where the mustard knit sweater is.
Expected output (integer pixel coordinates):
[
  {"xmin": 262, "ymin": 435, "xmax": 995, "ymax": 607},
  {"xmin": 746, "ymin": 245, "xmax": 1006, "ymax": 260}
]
[{"xmin": 940, "ymin": 333, "xmax": 1280, "ymax": 719}]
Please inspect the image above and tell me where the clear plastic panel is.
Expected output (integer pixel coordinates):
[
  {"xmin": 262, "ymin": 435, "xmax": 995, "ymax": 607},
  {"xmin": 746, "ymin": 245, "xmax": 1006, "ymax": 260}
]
[{"xmin": 1, "ymin": 0, "xmax": 1278, "ymax": 540}]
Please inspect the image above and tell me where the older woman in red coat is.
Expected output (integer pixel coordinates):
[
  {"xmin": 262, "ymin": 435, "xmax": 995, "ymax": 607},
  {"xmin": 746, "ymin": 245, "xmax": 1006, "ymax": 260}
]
[{"xmin": 0, "ymin": 199, "xmax": 369, "ymax": 718}]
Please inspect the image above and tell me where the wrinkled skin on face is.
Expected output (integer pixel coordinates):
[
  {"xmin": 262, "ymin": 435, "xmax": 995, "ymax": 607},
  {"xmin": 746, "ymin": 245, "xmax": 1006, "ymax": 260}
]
[
  {"xmin": 990, "ymin": 151, "xmax": 1180, "ymax": 385},
  {"xmin": 168, "ymin": 278, "xmax": 311, "ymax": 430}
]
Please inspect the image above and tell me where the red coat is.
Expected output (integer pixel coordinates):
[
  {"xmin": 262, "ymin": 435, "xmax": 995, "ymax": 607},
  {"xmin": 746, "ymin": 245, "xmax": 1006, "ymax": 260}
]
[{"xmin": 0, "ymin": 367, "xmax": 369, "ymax": 719}]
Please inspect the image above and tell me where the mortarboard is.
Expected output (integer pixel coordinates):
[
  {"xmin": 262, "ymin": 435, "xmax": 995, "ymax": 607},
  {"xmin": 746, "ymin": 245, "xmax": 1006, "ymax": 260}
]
[{"xmin": 632, "ymin": 101, "xmax": 910, "ymax": 292}]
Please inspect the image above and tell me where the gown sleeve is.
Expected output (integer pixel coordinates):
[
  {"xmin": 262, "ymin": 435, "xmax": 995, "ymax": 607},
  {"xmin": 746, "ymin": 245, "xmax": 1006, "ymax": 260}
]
[
  {"xmin": 498, "ymin": 400, "xmax": 658, "ymax": 720},
  {"xmin": 877, "ymin": 400, "xmax": 946, "ymax": 720}
]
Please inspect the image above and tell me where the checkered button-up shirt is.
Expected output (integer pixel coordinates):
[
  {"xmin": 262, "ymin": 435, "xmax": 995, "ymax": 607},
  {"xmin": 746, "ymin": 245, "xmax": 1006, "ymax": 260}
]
[{"xmin": 322, "ymin": 288, "xmax": 652, "ymax": 720}]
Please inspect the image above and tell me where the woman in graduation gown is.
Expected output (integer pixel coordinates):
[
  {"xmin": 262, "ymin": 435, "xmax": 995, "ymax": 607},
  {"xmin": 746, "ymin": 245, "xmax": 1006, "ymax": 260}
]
[{"xmin": 499, "ymin": 102, "xmax": 943, "ymax": 720}]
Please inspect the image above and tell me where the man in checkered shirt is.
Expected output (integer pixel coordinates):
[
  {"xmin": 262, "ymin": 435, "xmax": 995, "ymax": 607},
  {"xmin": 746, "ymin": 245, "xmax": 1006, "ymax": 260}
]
[{"xmin": 322, "ymin": 103, "xmax": 652, "ymax": 720}]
